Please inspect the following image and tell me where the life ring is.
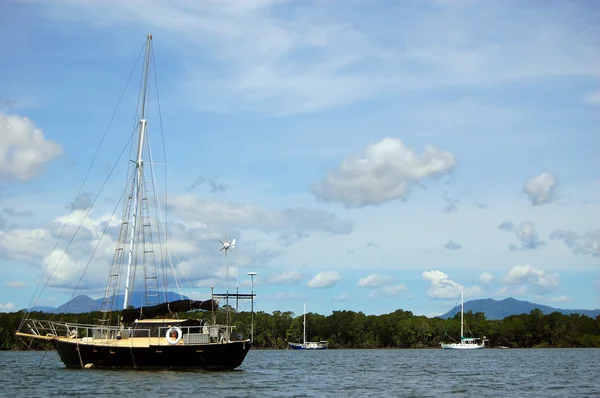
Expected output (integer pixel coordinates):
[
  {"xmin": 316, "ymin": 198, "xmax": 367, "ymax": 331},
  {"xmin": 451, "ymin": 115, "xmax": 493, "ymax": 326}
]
[{"xmin": 165, "ymin": 326, "xmax": 182, "ymax": 345}]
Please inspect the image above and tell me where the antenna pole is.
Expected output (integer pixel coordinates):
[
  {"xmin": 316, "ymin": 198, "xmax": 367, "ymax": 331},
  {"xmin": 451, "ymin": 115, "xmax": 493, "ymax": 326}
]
[
  {"xmin": 303, "ymin": 303, "xmax": 306, "ymax": 345},
  {"xmin": 460, "ymin": 289, "xmax": 464, "ymax": 341}
]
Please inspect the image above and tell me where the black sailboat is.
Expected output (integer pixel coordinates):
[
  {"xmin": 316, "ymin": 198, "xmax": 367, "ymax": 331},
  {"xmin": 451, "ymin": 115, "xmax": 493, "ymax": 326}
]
[{"xmin": 16, "ymin": 34, "xmax": 254, "ymax": 370}]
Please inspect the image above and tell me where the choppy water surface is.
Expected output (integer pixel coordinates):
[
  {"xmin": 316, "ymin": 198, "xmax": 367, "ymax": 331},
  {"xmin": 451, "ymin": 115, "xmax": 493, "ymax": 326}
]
[{"xmin": 1, "ymin": 348, "xmax": 598, "ymax": 397}]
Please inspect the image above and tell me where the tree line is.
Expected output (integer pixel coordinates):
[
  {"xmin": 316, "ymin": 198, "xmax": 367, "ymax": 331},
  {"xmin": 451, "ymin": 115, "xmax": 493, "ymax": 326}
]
[{"xmin": 1, "ymin": 307, "xmax": 599, "ymax": 350}]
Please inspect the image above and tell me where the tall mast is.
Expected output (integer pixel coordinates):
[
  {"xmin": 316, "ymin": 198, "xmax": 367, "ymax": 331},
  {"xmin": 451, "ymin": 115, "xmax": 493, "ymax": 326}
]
[
  {"xmin": 123, "ymin": 33, "xmax": 152, "ymax": 310},
  {"xmin": 303, "ymin": 303, "xmax": 306, "ymax": 345},
  {"xmin": 460, "ymin": 289, "xmax": 464, "ymax": 341}
]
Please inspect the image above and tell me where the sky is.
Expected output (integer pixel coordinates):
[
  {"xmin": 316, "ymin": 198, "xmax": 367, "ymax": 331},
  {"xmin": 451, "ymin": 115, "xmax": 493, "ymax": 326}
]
[{"xmin": 0, "ymin": 0, "xmax": 599, "ymax": 318}]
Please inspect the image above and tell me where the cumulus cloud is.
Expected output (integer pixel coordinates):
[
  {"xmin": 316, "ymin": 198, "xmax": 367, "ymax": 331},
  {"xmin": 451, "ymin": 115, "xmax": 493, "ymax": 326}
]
[
  {"xmin": 268, "ymin": 271, "xmax": 304, "ymax": 285},
  {"xmin": 311, "ymin": 138, "xmax": 456, "ymax": 207},
  {"xmin": 504, "ymin": 264, "xmax": 559, "ymax": 295},
  {"xmin": 479, "ymin": 272, "xmax": 494, "ymax": 286},
  {"xmin": 3, "ymin": 281, "xmax": 27, "ymax": 288},
  {"xmin": 550, "ymin": 228, "xmax": 600, "ymax": 257},
  {"xmin": 367, "ymin": 284, "xmax": 406, "ymax": 299},
  {"xmin": 0, "ymin": 302, "xmax": 15, "ymax": 312},
  {"xmin": 498, "ymin": 220, "xmax": 545, "ymax": 251},
  {"xmin": 523, "ymin": 171, "xmax": 558, "ymax": 206},
  {"xmin": 356, "ymin": 274, "xmax": 394, "ymax": 287},
  {"xmin": 444, "ymin": 240, "xmax": 462, "ymax": 250},
  {"xmin": 0, "ymin": 113, "xmax": 63, "ymax": 181},
  {"xmin": 422, "ymin": 270, "xmax": 463, "ymax": 299},
  {"xmin": 307, "ymin": 271, "xmax": 342, "ymax": 288}
]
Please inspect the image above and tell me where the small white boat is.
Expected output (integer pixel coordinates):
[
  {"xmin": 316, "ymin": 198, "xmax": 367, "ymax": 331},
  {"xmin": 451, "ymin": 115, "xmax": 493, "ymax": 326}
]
[
  {"xmin": 440, "ymin": 290, "xmax": 487, "ymax": 350},
  {"xmin": 288, "ymin": 304, "xmax": 328, "ymax": 350}
]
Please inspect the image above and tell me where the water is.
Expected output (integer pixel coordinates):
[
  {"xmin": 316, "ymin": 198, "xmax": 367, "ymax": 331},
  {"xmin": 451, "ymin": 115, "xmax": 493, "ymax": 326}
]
[{"xmin": 1, "ymin": 348, "xmax": 598, "ymax": 397}]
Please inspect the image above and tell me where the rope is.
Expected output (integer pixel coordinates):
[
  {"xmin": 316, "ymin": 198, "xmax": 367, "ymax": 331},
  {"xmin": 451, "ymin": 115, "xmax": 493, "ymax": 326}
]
[
  {"xmin": 59, "ymin": 189, "xmax": 125, "ymax": 319},
  {"xmin": 21, "ymin": 40, "xmax": 146, "ymax": 329},
  {"xmin": 441, "ymin": 293, "xmax": 462, "ymax": 341}
]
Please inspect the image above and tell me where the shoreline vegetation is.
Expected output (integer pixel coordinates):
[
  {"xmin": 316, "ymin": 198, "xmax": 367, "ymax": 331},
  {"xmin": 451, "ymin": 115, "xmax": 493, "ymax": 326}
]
[{"xmin": 2, "ymin": 308, "xmax": 599, "ymax": 351}]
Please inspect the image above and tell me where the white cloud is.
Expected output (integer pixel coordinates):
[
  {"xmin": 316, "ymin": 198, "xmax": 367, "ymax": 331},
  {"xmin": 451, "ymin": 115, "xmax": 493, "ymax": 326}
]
[
  {"xmin": 498, "ymin": 221, "xmax": 545, "ymax": 251},
  {"xmin": 0, "ymin": 302, "xmax": 14, "ymax": 312},
  {"xmin": 504, "ymin": 264, "xmax": 559, "ymax": 295},
  {"xmin": 356, "ymin": 274, "xmax": 394, "ymax": 287},
  {"xmin": 550, "ymin": 228, "xmax": 600, "ymax": 257},
  {"xmin": 268, "ymin": 271, "xmax": 304, "ymax": 285},
  {"xmin": 367, "ymin": 284, "xmax": 406, "ymax": 299},
  {"xmin": 311, "ymin": 138, "xmax": 456, "ymax": 207},
  {"xmin": 41, "ymin": 2, "xmax": 600, "ymax": 116},
  {"xmin": 422, "ymin": 270, "xmax": 463, "ymax": 299},
  {"xmin": 0, "ymin": 113, "xmax": 62, "ymax": 181},
  {"xmin": 523, "ymin": 171, "xmax": 558, "ymax": 206},
  {"xmin": 548, "ymin": 295, "xmax": 572, "ymax": 303},
  {"xmin": 307, "ymin": 271, "xmax": 342, "ymax": 288},
  {"xmin": 479, "ymin": 272, "xmax": 494, "ymax": 286},
  {"xmin": 3, "ymin": 281, "xmax": 27, "ymax": 288},
  {"xmin": 169, "ymin": 195, "xmax": 352, "ymax": 243}
]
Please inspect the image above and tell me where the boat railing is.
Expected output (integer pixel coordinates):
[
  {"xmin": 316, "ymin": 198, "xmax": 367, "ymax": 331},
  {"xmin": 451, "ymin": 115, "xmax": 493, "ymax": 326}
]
[
  {"xmin": 157, "ymin": 324, "xmax": 244, "ymax": 346},
  {"xmin": 18, "ymin": 319, "xmax": 249, "ymax": 346}
]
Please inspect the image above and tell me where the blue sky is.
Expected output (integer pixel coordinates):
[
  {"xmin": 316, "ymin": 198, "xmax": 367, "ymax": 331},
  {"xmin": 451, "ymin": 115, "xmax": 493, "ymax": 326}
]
[{"xmin": 0, "ymin": 0, "xmax": 599, "ymax": 318}]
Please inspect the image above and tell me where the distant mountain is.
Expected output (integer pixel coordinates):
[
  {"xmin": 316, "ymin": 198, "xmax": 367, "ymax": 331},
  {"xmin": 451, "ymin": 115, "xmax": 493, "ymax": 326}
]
[
  {"xmin": 439, "ymin": 297, "xmax": 600, "ymax": 320},
  {"xmin": 30, "ymin": 291, "xmax": 190, "ymax": 314}
]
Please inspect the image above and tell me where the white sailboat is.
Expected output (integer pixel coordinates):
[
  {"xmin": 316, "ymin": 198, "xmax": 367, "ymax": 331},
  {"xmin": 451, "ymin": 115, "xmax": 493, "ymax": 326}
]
[
  {"xmin": 440, "ymin": 290, "xmax": 487, "ymax": 350},
  {"xmin": 288, "ymin": 304, "xmax": 328, "ymax": 350}
]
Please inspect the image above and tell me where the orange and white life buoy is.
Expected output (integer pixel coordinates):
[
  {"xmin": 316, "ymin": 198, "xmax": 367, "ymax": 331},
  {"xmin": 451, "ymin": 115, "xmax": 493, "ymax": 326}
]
[{"xmin": 165, "ymin": 326, "xmax": 182, "ymax": 345}]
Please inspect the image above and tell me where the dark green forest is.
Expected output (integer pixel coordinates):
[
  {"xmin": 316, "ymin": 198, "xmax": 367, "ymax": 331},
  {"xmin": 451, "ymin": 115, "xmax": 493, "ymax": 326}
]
[{"xmin": 1, "ymin": 308, "xmax": 599, "ymax": 350}]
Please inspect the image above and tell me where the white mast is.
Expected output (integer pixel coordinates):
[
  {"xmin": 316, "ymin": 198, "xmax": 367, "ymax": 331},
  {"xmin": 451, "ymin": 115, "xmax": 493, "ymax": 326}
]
[
  {"xmin": 123, "ymin": 33, "xmax": 152, "ymax": 310},
  {"xmin": 303, "ymin": 303, "xmax": 307, "ymax": 345},
  {"xmin": 460, "ymin": 289, "xmax": 464, "ymax": 341}
]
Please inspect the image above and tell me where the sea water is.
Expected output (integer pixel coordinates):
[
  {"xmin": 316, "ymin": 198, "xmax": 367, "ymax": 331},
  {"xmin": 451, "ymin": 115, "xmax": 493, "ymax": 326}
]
[{"xmin": 0, "ymin": 348, "xmax": 598, "ymax": 397}]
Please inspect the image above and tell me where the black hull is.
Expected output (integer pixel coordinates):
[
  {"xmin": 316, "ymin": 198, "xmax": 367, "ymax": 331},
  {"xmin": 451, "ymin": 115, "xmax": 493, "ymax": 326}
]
[{"xmin": 53, "ymin": 340, "xmax": 252, "ymax": 370}]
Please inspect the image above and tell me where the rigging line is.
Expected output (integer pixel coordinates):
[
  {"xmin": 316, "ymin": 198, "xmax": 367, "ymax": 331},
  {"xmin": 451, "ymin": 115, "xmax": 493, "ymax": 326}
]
[
  {"xmin": 58, "ymin": 190, "xmax": 125, "ymax": 320},
  {"xmin": 442, "ymin": 292, "xmax": 462, "ymax": 340},
  {"xmin": 32, "ymin": 129, "xmax": 137, "ymax": 313},
  {"xmin": 112, "ymin": 171, "xmax": 137, "ymax": 314},
  {"xmin": 145, "ymin": 129, "xmax": 168, "ymax": 303},
  {"xmin": 22, "ymin": 42, "xmax": 147, "ymax": 324},
  {"xmin": 151, "ymin": 42, "xmax": 168, "ymax": 245},
  {"xmin": 151, "ymin": 43, "xmax": 170, "ymax": 300},
  {"xmin": 37, "ymin": 349, "xmax": 49, "ymax": 368}
]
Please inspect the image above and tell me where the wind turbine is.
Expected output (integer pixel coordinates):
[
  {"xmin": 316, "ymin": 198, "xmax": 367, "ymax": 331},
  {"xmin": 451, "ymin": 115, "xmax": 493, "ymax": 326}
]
[
  {"xmin": 219, "ymin": 237, "xmax": 236, "ymax": 257},
  {"xmin": 219, "ymin": 236, "xmax": 236, "ymax": 329}
]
